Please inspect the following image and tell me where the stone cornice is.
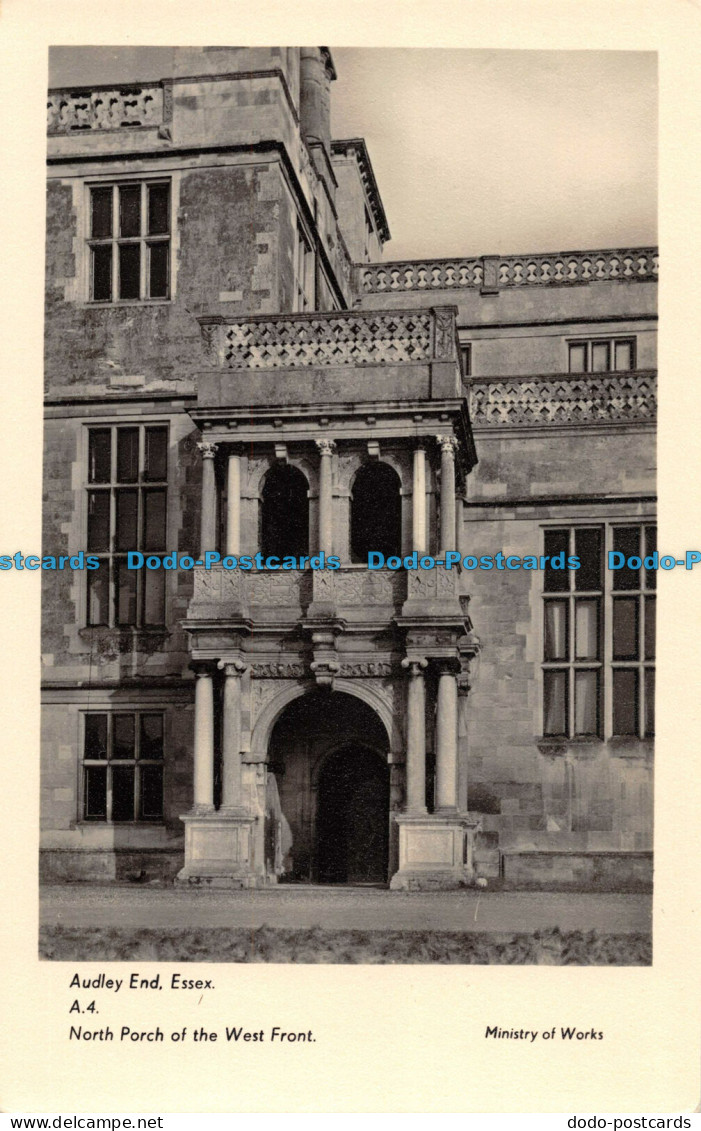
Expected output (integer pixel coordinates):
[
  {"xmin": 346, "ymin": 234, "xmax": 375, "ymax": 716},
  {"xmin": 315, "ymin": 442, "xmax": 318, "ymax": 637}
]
[{"xmin": 331, "ymin": 137, "xmax": 391, "ymax": 244}]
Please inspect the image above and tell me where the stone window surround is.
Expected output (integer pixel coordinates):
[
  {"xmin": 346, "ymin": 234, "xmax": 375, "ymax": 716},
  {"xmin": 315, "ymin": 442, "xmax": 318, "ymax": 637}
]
[
  {"xmin": 566, "ymin": 334, "xmax": 637, "ymax": 374},
  {"xmin": 80, "ymin": 708, "xmax": 165, "ymax": 824},
  {"xmin": 540, "ymin": 520, "xmax": 656, "ymax": 743},
  {"xmin": 81, "ymin": 171, "xmax": 177, "ymax": 306}
]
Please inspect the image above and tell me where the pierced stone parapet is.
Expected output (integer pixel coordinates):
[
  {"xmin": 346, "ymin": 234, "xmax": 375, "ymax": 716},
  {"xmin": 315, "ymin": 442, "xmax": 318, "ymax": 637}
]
[
  {"xmin": 359, "ymin": 248, "xmax": 658, "ymax": 294},
  {"xmin": 47, "ymin": 83, "xmax": 170, "ymax": 133},
  {"xmin": 198, "ymin": 309, "xmax": 439, "ymax": 368},
  {"xmin": 468, "ymin": 370, "xmax": 657, "ymax": 428}
]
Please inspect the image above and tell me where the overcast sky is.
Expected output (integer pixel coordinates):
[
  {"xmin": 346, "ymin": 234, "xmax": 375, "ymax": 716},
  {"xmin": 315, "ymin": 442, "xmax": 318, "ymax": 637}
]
[{"xmin": 49, "ymin": 47, "xmax": 657, "ymax": 261}]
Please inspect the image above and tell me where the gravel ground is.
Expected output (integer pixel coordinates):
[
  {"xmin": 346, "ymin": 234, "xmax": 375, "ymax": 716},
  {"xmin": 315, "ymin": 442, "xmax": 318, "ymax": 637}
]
[{"xmin": 40, "ymin": 883, "xmax": 652, "ymax": 935}]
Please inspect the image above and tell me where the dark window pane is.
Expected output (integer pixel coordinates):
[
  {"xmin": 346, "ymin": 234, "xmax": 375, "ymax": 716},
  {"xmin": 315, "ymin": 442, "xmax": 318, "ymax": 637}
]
[
  {"xmin": 90, "ymin": 187, "xmax": 112, "ymax": 238},
  {"xmin": 612, "ymin": 669, "xmax": 638, "ymax": 736},
  {"xmin": 645, "ymin": 525, "xmax": 657, "ymax": 590},
  {"xmin": 148, "ymin": 241, "xmax": 169, "ymax": 298},
  {"xmin": 574, "ymin": 528, "xmax": 602, "ymax": 591},
  {"xmin": 115, "ymin": 489, "xmax": 138, "ymax": 550},
  {"xmin": 140, "ymin": 715, "xmax": 164, "ymax": 760},
  {"xmin": 140, "ymin": 765, "xmax": 164, "ymax": 819},
  {"xmin": 91, "ymin": 244, "xmax": 112, "ymax": 301},
  {"xmin": 645, "ymin": 595, "xmax": 656, "ymax": 660},
  {"xmin": 460, "ymin": 345, "xmax": 471, "ymax": 378},
  {"xmin": 569, "ymin": 343, "xmax": 587, "ymax": 373},
  {"xmin": 144, "ymin": 427, "xmax": 167, "ymax": 481},
  {"xmin": 88, "ymin": 429, "xmax": 111, "ymax": 483},
  {"xmin": 87, "ymin": 491, "xmax": 110, "ymax": 552},
  {"xmin": 544, "ymin": 670, "xmax": 567, "ymax": 736},
  {"xmin": 143, "ymin": 568, "xmax": 165, "ymax": 626},
  {"xmin": 613, "ymin": 527, "xmax": 641, "ymax": 590},
  {"xmin": 113, "ymin": 714, "xmax": 135, "ymax": 760},
  {"xmin": 143, "ymin": 489, "xmax": 166, "ymax": 550},
  {"xmin": 115, "ymin": 560, "xmax": 137, "ymax": 625},
  {"xmin": 591, "ymin": 342, "xmax": 610, "ymax": 372},
  {"xmin": 543, "ymin": 529, "xmax": 570, "ymax": 592},
  {"xmin": 613, "ymin": 597, "xmax": 639, "ymax": 660},
  {"xmin": 119, "ymin": 242, "xmax": 141, "ymax": 299},
  {"xmin": 645, "ymin": 669, "xmax": 655, "ymax": 737},
  {"xmin": 119, "ymin": 184, "xmax": 141, "ymax": 237},
  {"xmin": 112, "ymin": 764, "xmax": 135, "ymax": 821},
  {"xmin": 614, "ymin": 340, "xmax": 634, "ymax": 371},
  {"xmin": 116, "ymin": 428, "xmax": 139, "ymax": 483},
  {"xmin": 575, "ymin": 670, "xmax": 598, "ymax": 735},
  {"xmin": 87, "ymin": 564, "xmax": 109, "ymax": 626},
  {"xmin": 575, "ymin": 598, "xmax": 599, "ymax": 659},
  {"xmin": 84, "ymin": 714, "xmax": 108, "ymax": 759},
  {"xmin": 544, "ymin": 600, "xmax": 568, "ymax": 660},
  {"xmin": 84, "ymin": 766, "xmax": 107, "ymax": 818},
  {"xmin": 148, "ymin": 183, "xmax": 169, "ymax": 235}
]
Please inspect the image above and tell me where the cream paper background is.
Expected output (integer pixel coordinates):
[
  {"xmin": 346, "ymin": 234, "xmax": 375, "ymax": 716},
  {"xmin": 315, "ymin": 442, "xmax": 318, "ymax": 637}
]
[{"xmin": 0, "ymin": 0, "xmax": 699, "ymax": 1114}]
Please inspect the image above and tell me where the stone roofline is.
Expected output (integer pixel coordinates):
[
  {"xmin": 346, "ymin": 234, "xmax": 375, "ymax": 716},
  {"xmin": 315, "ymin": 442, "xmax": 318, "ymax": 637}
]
[{"xmin": 331, "ymin": 138, "xmax": 391, "ymax": 245}]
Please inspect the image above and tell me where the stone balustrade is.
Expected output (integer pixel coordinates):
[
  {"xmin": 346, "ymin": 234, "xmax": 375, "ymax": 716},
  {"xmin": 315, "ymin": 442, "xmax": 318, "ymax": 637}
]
[
  {"xmin": 47, "ymin": 83, "xmax": 169, "ymax": 133},
  {"xmin": 468, "ymin": 370, "xmax": 657, "ymax": 428},
  {"xmin": 359, "ymin": 248, "xmax": 658, "ymax": 294},
  {"xmin": 198, "ymin": 307, "xmax": 459, "ymax": 369}
]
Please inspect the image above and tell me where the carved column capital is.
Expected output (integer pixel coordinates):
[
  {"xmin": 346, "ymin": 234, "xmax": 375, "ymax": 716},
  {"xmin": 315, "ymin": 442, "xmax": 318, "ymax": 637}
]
[
  {"xmin": 197, "ymin": 440, "xmax": 218, "ymax": 460},
  {"xmin": 436, "ymin": 434, "xmax": 459, "ymax": 456},
  {"xmin": 315, "ymin": 438, "xmax": 337, "ymax": 458},
  {"xmin": 217, "ymin": 659, "xmax": 248, "ymax": 678},
  {"xmin": 401, "ymin": 657, "xmax": 428, "ymax": 677}
]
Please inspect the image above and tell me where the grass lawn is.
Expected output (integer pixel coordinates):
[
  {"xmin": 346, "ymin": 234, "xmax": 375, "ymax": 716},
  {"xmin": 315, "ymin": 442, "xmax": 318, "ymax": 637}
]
[{"xmin": 39, "ymin": 924, "xmax": 652, "ymax": 964}]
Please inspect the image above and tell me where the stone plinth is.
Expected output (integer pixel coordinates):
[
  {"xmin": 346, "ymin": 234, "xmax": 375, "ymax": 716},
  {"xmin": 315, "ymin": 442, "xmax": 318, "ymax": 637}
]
[
  {"xmin": 390, "ymin": 813, "xmax": 480, "ymax": 890},
  {"xmin": 176, "ymin": 811, "xmax": 260, "ymax": 888}
]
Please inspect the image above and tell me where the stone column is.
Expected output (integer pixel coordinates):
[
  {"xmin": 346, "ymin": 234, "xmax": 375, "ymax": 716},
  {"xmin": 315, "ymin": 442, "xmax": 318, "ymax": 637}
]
[
  {"xmin": 401, "ymin": 657, "xmax": 428, "ymax": 813},
  {"xmin": 412, "ymin": 445, "xmax": 427, "ymax": 553},
  {"xmin": 435, "ymin": 661, "xmax": 459, "ymax": 812},
  {"xmin": 192, "ymin": 667, "xmax": 215, "ymax": 812},
  {"xmin": 436, "ymin": 434, "xmax": 458, "ymax": 553},
  {"xmin": 197, "ymin": 440, "xmax": 218, "ymax": 555},
  {"xmin": 217, "ymin": 660, "xmax": 247, "ymax": 811},
  {"xmin": 316, "ymin": 438, "xmax": 336, "ymax": 554},
  {"xmin": 225, "ymin": 448, "xmax": 241, "ymax": 557}
]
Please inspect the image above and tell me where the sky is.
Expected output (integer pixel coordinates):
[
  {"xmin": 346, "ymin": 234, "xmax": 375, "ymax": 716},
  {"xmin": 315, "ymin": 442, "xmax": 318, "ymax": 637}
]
[{"xmin": 49, "ymin": 47, "xmax": 657, "ymax": 261}]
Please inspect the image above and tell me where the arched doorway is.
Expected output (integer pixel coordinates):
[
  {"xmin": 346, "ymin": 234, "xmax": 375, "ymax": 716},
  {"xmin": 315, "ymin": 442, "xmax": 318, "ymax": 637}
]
[
  {"xmin": 316, "ymin": 746, "xmax": 389, "ymax": 884},
  {"xmin": 266, "ymin": 690, "xmax": 391, "ymax": 885}
]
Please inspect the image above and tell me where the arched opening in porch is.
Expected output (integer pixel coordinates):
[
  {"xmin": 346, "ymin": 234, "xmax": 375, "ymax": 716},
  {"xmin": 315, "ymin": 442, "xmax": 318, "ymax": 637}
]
[{"xmin": 267, "ymin": 689, "xmax": 391, "ymax": 885}]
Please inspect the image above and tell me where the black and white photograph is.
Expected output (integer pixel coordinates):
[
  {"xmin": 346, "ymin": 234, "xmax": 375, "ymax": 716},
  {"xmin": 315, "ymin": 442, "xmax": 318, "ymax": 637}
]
[
  {"xmin": 2, "ymin": 0, "xmax": 701, "ymax": 1115},
  {"xmin": 36, "ymin": 44, "xmax": 660, "ymax": 967}
]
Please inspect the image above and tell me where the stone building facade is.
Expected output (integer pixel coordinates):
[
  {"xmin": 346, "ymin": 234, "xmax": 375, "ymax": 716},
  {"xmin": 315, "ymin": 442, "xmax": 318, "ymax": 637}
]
[{"xmin": 41, "ymin": 47, "xmax": 657, "ymax": 889}]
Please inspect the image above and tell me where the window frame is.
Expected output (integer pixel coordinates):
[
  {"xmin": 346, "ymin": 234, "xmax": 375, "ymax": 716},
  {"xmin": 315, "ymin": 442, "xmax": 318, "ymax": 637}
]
[
  {"xmin": 293, "ymin": 224, "xmax": 315, "ymax": 313},
  {"xmin": 81, "ymin": 710, "xmax": 165, "ymax": 824},
  {"xmin": 567, "ymin": 336, "xmax": 636, "ymax": 374},
  {"xmin": 86, "ymin": 178, "xmax": 173, "ymax": 304},
  {"xmin": 541, "ymin": 521, "xmax": 655, "ymax": 741},
  {"xmin": 85, "ymin": 422, "xmax": 169, "ymax": 629}
]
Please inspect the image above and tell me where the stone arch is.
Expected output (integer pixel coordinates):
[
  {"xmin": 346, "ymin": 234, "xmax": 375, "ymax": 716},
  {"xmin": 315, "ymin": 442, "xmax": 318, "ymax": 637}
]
[
  {"xmin": 249, "ymin": 679, "xmax": 398, "ymax": 761},
  {"xmin": 260, "ymin": 462, "xmax": 310, "ymax": 557}
]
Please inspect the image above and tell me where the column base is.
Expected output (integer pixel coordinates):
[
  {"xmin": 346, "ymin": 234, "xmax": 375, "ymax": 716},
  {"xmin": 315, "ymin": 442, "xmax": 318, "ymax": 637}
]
[
  {"xmin": 176, "ymin": 810, "xmax": 262, "ymax": 888},
  {"xmin": 390, "ymin": 813, "xmax": 480, "ymax": 891}
]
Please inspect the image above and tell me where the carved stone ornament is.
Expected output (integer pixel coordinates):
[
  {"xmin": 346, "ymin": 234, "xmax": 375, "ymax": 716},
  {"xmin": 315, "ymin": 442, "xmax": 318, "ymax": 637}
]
[
  {"xmin": 337, "ymin": 661, "xmax": 394, "ymax": 678},
  {"xmin": 433, "ymin": 310, "xmax": 455, "ymax": 359},
  {"xmin": 250, "ymin": 662, "xmax": 307, "ymax": 679},
  {"xmin": 315, "ymin": 438, "xmax": 337, "ymax": 457},
  {"xmin": 401, "ymin": 657, "xmax": 428, "ymax": 677},
  {"xmin": 199, "ymin": 322, "xmax": 220, "ymax": 363},
  {"xmin": 196, "ymin": 440, "xmax": 218, "ymax": 460},
  {"xmin": 436, "ymin": 434, "xmax": 459, "ymax": 455},
  {"xmin": 217, "ymin": 659, "xmax": 248, "ymax": 678}
]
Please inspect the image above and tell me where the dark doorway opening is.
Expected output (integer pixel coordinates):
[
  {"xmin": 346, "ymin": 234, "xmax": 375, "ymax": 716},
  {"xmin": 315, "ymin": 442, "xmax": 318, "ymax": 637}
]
[{"xmin": 316, "ymin": 745, "xmax": 390, "ymax": 884}]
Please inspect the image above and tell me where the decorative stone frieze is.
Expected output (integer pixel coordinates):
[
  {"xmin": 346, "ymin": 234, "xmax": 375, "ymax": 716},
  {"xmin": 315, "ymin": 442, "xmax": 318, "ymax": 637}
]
[{"xmin": 47, "ymin": 84, "xmax": 167, "ymax": 133}]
